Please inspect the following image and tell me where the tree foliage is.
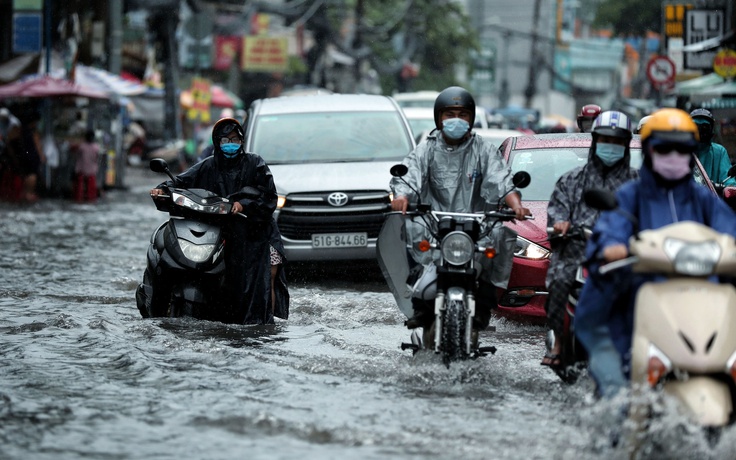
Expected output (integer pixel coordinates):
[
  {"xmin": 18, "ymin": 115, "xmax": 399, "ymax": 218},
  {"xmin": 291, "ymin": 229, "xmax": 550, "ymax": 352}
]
[
  {"xmin": 592, "ymin": 0, "xmax": 662, "ymax": 36},
  {"xmin": 259, "ymin": 0, "xmax": 477, "ymax": 94}
]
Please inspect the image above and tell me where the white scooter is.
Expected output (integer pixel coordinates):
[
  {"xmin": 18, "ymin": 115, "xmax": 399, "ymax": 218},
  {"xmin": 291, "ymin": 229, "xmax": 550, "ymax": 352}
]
[{"xmin": 588, "ymin": 189, "xmax": 736, "ymax": 444}]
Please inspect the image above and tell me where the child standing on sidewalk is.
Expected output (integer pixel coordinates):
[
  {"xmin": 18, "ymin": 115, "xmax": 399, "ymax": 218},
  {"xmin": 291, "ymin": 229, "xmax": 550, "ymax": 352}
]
[{"xmin": 74, "ymin": 129, "xmax": 100, "ymax": 202}]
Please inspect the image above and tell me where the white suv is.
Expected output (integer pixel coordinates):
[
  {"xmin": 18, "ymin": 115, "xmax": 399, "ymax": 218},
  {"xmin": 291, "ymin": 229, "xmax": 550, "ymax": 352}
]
[{"xmin": 244, "ymin": 94, "xmax": 416, "ymax": 261}]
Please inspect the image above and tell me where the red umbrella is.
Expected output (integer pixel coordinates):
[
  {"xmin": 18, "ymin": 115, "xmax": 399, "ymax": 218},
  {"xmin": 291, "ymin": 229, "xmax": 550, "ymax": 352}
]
[{"xmin": 0, "ymin": 75, "xmax": 109, "ymax": 99}]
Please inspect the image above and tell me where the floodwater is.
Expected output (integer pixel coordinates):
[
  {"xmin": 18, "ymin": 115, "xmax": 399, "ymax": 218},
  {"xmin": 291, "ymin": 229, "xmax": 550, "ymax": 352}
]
[{"xmin": 1, "ymin": 167, "xmax": 734, "ymax": 460}]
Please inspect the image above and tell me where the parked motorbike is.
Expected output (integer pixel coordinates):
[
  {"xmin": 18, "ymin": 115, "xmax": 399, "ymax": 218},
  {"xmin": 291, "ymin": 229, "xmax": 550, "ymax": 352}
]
[
  {"xmin": 378, "ymin": 164, "xmax": 531, "ymax": 366},
  {"xmin": 135, "ymin": 158, "xmax": 256, "ymax": 322},
  {"xmin": 586, "ymin": 189, "xmax": 736, "ymax": 445},
  {"xmin": 545, "ymin": 225, "xmax": 592, "ymax": 384}
]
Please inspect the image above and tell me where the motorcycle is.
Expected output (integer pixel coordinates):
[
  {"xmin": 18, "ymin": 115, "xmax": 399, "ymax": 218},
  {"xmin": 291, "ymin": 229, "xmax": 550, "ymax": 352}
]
[
  {"xmin": 545, "ymin": 225, "xmax": 591, "ymax": 384},
  {"xmin": 586, "ymin": 189, "xmax": 736, "ymax": 445},
  {"xmin": 135, "ymin": 158, "xmax": 258, "ymax": 322},
  {"xmin": 378, "ymin": 164, "xmax": 531, "ymax": 366}
]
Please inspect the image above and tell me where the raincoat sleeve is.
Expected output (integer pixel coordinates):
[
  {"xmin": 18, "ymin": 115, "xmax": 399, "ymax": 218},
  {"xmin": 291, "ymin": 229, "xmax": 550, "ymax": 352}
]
[
  {"xmin": 157, "ymin": 161, "xmax": 205, "ymax": 189},
  {"xmin": 585, "ymin": 182, "xmax": 638, "ymax": 261},
  {"xmin": 696, "ymin": 184, "xmax": 736, "ymax": 236},
  {"xmin": 714, "ymin": 144, "xmax": 736, "ymax": 186},
  {"xmin": 479, "ymin": 140, "xmax": 514, "ymax": 206},
  {"xmin": 231, "ymin": 155, "xmax": 277, "ymax": 222},
  {"xmin": 546, "ymin": 173, "xmax": 573, "ymax": 227},
  {"xmin": 390, "ymin": 141, "xmax": 432, "ymax": 200}
]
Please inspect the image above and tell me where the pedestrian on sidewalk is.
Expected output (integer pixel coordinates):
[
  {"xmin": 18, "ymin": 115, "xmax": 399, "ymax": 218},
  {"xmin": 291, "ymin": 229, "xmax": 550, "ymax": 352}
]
[{"xmin": 73, "ymin": 129, "xmax": 100, "ymax": 202}]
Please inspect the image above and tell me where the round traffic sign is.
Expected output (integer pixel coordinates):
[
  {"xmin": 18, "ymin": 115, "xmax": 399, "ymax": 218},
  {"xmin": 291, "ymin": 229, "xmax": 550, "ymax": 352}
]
[
  {"xmin": 646, "ymin": 55, "xmax": 676, "ymax": 89},
  {"xmin": 713, "ymin": 49, "xmax": 736, "ymax": 79}
]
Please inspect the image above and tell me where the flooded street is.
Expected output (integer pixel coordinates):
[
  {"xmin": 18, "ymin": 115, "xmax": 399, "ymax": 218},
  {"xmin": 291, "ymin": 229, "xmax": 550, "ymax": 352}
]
[{"xmin": 1, "ymin": 167, "xmax": 734, "ymax": 460}]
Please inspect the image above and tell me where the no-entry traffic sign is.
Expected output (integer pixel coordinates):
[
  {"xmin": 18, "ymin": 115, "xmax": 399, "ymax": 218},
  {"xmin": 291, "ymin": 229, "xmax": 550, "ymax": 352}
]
[{"xmin": 646, "ymin": 55, "xmax": 676, "ymax": 90}]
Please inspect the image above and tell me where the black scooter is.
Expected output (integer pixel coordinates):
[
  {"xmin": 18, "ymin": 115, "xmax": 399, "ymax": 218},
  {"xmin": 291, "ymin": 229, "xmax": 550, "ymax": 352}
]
[{"xmin": 135, "ymin": 158, "xmax": 255, "ymax": 322}]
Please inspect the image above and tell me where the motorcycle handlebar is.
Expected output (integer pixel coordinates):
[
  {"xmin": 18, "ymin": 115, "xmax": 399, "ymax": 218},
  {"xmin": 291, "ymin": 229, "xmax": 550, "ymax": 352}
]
[{"xmin": 390, "ymin": 206, "xmax": 531, "ymax": 221}]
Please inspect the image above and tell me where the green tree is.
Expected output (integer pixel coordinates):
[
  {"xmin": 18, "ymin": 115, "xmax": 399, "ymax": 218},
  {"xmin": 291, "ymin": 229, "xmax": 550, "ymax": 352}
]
[{"xmin": 592, "ymin": 0, "xmax": 661, "ymax": 36}]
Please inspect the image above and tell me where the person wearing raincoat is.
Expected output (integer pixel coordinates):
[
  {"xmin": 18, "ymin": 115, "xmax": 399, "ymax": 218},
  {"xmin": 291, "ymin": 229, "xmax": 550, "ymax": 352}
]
[
  {"xmin": 542, "ymin": 111, "xmax": 638, "ymax": 368},
  {"xmin": 575, "ymin": 108, "xmax": 736, "ymax": 398},
  {"xmin": 150, "ymin": 117, "xmax": 289, "ymax": 324},
  {"xmin": 389, "ymin": 86, "xmax": 531, "ymax": 332}
]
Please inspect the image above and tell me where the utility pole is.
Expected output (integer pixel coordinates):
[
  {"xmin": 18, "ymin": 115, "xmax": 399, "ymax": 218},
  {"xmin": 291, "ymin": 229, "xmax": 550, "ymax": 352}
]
[{"xmin": 524, "ymin": 0, "xmax": 541, "ymax": 108}]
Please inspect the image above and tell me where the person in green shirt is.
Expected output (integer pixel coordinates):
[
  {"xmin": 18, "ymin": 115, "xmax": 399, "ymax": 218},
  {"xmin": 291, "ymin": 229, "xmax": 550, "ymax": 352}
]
[{"xmin": 690, "ymin": 108, "xmax": 735, "ymax": 187}]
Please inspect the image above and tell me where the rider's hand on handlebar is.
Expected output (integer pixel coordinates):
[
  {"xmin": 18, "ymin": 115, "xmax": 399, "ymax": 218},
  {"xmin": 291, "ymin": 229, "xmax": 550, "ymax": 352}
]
[
  {"xmin": 391, "ymin": 195, "xmax": 409, "ymax": 214},
  {"xmin": 232, "ymin": 202, "xmax": 243, "ymax": 214},
  {"xmin": 150, "ymin": 188, "xmax": 164, "ymax": 197},
  {"xmin": 512, "ymin": 205, "xmax": 532, "ymax": 221},
  {"xmin": 603, "ymin": 244, "xmax": 628, "ymax": 263},
  {"xmin": 553, "ymin": 221, "xmax": 571, "ymax": 236}
]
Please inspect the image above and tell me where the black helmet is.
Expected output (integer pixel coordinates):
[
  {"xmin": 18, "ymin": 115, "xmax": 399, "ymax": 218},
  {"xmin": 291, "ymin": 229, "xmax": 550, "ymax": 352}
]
[
  {"xmin": 212, "ymin": 117, "xmax": 244, "ymax": 159},
  {"xmin": 433, "ymin": 86, "xmax": 475, "ymax": 131},
  {"xmin": 690, "ymin": 108, "xmax": 714, "ymax": 143}
]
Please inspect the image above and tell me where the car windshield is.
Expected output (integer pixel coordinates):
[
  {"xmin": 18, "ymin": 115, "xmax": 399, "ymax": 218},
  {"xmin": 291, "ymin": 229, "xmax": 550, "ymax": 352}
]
[
  {"xmin": 509, "ymin": 147, "xmax": 644, "ymax": 201},
  {"xmin": 251, "ymin": 111, "xmax": 413, "ymax": 164},
  {"xmin": 407, "ymin": 118, "xmax": 436, "ymax": 137}
]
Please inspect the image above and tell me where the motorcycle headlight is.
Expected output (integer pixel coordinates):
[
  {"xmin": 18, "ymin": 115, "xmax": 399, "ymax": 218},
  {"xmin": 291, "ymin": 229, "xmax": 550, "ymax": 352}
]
[
  {"xmin": 172, "ymin": 192, "xmax": 230, "ymax": 214},
  {"xmin": 178, "ymin": 239, "xmax": 215, "ymax": 262},
  {"xmin": 663, "ymin": 238, "xmax": 720, "ymax": 276},
  {"xmin": 514, "ymin": 236, "xmax": 550, "ymax": 260},
  {"xmin": 441, "ymin": 231, "xmax": 474, "ymax": 266}
]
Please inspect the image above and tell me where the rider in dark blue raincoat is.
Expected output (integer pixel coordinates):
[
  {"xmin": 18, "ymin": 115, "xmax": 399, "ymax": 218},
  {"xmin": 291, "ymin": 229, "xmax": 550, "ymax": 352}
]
[{"xmin": 575, "ymin": 108, "xmax": 736, "ymax": 398}]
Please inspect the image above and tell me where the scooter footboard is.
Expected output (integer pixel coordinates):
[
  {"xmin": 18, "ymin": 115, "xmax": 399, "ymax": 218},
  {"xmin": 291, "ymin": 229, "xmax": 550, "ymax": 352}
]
[{"xmin": 664, "ymin": 377, "xmax": 733, "ymax": 427}]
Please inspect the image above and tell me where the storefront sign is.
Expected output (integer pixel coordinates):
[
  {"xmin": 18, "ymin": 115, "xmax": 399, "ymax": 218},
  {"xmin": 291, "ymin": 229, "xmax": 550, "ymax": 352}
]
[
  {"xmin": 684, "ymin": 9, "xmax": 724, "ymax": 70},
  {"xmin": 241, "ymin": 36, "xmax": 288, "ymax": 73}
]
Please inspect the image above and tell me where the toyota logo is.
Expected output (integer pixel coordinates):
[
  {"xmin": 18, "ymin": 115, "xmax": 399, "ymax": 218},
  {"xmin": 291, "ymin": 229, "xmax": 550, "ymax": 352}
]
[{"xmin": 327, "ymin": 192, "xmax": 349, "ymax": 207}]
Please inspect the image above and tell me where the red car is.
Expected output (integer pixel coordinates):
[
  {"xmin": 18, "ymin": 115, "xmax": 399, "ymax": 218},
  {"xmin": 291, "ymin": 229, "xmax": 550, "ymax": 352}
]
[{"xmin": 495, "ymin": 132, "xmax": 720, "ymax": 322}]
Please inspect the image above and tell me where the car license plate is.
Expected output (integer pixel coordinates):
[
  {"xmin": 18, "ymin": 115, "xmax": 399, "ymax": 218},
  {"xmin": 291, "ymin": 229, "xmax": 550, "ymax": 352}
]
[{"xmin": 312, "ymin": 233, "xmax": 367, "ymax": 248}]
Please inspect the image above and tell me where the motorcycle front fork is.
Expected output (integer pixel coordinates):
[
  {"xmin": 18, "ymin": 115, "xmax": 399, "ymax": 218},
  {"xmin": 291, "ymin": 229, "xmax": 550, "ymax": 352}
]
[{"xmin": 432, "ymin": 290, "xmax": 476, "ymax": 354}]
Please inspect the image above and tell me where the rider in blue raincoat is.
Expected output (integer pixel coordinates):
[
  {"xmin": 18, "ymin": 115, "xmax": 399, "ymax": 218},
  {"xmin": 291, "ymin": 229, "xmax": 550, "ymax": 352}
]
[{"xmin": 575, "ymin": 108, "xmax": 736, "ymax": 398}]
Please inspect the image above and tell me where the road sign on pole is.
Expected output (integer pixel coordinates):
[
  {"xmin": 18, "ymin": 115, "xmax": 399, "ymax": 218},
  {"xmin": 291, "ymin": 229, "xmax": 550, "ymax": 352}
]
[{"xmin": 646, "ymin": 55, "xmax": 676, "ymax": 90}]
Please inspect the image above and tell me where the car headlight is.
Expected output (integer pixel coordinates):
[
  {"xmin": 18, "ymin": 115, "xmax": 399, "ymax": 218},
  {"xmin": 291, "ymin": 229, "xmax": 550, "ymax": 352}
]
[
  {"xmin": 514, "ymin": 236, "xmax": 550, "ymax": 260},
  {"xmin": 663, "ymin": 238, "xmax": 720, "ymax": 276},
  {"xmin": 172, "ymin": 192, "xmax": 230, "ymax": 214},
  {"xmin": 178, "ymin": 239, "xmax": 215, "ymax": 262},
  {"xmin": 277, "ymin": 195, "xmax": 286, "ymax": 209},
  {"xmin": 441, "ymin": 231, "xmax": 474, "ymax": 266}
]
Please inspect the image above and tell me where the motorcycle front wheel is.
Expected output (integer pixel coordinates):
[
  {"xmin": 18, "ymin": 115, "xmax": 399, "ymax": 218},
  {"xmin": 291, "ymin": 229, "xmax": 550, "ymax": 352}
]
[{"xmin": 441, "ymin": 298, "xmax": 469, "ymax": 365}]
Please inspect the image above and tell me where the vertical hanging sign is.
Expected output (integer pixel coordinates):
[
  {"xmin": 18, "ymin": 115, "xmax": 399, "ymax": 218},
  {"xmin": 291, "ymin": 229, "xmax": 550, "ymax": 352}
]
[{"xmin": 12, "ymin": 0, "xmax": 43, "ymax": 54}]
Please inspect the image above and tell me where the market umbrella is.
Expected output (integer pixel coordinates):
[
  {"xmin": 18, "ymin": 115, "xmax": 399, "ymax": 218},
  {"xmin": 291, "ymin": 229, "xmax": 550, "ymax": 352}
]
[{"xmin": 0, "ymin": 75, "xmax": 109, "ymax": 99}]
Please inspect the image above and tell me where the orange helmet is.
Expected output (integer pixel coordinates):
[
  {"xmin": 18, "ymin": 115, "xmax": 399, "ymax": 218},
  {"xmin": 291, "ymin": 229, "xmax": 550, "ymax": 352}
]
[{"xmin": 639, "ymin": 108, "xmax": 699, "ymax": 146}]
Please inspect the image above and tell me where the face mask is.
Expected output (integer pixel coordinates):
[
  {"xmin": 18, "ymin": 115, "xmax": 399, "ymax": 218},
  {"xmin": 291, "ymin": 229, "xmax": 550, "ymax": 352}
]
[
  {"xmin": 651, "ymin": 152, "xmax": 691, "ymax": 180},
  {"xmin": 595, "ymin": 143, "xmax": 626, "ymax": 166},
  {"xmin": 442, "ymin": 118, "xmax": 470, "ymax": 140},
  {"xmin": 221, "ymin": 143, "xmax": 241, "ymax": 158}
]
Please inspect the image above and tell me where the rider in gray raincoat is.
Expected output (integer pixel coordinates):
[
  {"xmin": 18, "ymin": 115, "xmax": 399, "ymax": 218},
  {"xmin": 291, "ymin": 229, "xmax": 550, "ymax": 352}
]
[
  {"xmin": 387, "ymin": 86, "xmax": 530, "ymax": 331},
  {"xmin": 542, "ymin": 111, "xmax": 638, "ymax": 368}
]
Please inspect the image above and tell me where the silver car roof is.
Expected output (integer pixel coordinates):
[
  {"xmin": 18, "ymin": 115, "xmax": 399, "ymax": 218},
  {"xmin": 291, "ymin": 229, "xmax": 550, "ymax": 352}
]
[{"xmin": 253, "ymin": 94, "xmax": 400, "ymax": 115}]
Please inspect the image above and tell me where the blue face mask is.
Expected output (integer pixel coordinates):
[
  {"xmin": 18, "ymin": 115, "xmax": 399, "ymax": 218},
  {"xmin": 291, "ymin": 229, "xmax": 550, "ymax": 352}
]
[
  {"xmin": 442, "ymin": 118, "xmax": 470, "ymax": 140},
  {"xmin": 221, "ymin": 143, "xmax": 241, "ymax": 158},
  {"xmin": 595, "ymin": 142, "xmax": 625, "ymax": 166}
]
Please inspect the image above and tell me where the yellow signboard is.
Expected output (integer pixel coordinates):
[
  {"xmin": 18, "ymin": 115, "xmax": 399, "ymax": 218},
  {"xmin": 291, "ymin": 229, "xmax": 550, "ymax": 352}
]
[
  {"xmin": 714, "ymin": 49, "xmax": 736, "ymax": 79},
  {"xmin": 241, "ymin": 36, "xmax": 288, "ymax": 73},
  {"xmin": 664, "ymin": 3, "xmax": 692, "ymax": 38},
  {"xmin": 187, "ymin": 77, "xmax": 211, "ymax": 123}
]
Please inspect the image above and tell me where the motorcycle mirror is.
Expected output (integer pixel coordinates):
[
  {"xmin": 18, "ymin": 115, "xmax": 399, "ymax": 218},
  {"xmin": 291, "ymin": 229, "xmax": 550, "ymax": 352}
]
[
  {"xmin": 512, "ymin": 171, "xmax": 531, "ymax": 189},
  {"xmin": 150, "ymin": 158, "xmax": 177, "ymax": 182},
  {"xmin": 390, "ymin": 164, "xmax": 409, "ymax": 177},
  {"xmin": 583, "ymin": 188, "xmax": 618, "ymax": 211},
  {"xmin": 150, "ymin": 158, "xmax": 169, "ymax": 174}
]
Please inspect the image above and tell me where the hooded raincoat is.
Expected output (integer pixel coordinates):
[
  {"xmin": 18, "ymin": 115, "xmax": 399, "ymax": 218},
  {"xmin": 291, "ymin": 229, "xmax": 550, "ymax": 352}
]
[
  {"xmin": 575, "ymin": 165, "xmax": 736, "ymax": 396},
  {"xmin": 389, "ymin": 131, "xmax": 518, "ymax": 289},
  {"xmin": 159, "ymin": 147, "xmax": 289, "ymax": 324},
  {"xmin": 545, "ymin": 141, "xmax": 638, "ymax": 334},
  {"xmin": 694, "ymin": 141, "xmax": 735, "ymax": 187}
]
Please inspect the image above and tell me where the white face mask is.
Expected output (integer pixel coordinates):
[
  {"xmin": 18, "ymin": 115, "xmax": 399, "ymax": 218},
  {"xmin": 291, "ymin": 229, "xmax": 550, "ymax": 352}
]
[{"xmin": 651, "ymin": 152, "xmax": 691, "ymax": 180}]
